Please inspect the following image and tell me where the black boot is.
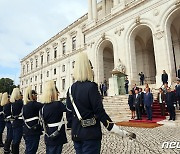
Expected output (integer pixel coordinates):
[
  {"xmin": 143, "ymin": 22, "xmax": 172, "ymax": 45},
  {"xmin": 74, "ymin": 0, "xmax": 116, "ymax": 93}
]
[
  {"xmin": 3, "ymin": 139, "xmax": 11, "ymax": 154},
  {"xmin": 11, "ymin": 144, "xmax": 19, "ymax": 154},
  {"xmin": 0, "ymin": 133, "xmax": 4, "ymax": 147}
]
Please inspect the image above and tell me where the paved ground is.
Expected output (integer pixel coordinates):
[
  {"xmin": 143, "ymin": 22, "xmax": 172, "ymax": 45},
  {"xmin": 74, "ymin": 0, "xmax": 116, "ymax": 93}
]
[{"xmin": 0, "ymin": 125, "xmax": 180, "ymax": 154}]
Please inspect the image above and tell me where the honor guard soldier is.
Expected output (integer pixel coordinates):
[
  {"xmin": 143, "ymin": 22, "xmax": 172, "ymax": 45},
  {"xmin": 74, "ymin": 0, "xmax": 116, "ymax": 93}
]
[
  {"xmin": 10, "ymin": 88, "xmax": 24, "ymax": 154},
  {"xmin": 165, "ymin": 87, "xmax": 176, "ymax": 121},
  {"xmin": 22, "ymin": 86, "xmax": 43, "ymax": 154},
  {"xmin": 2, "ymin": 93, "xmax": 13, "ymax": 154},
  {"xmin": 39, "ymin": 80, "xmax": 67, "ymax": 154},
  {"xmin": 66, "ymin": 52, "xmax": 136, "ymax": 154},
  {"xmin": 0, "ymin": 93, "xmax": 5, "ymax": 147}
]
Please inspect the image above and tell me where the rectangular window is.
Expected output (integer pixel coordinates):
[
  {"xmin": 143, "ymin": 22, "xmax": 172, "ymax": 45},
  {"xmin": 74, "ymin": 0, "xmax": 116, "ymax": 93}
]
[
  {"xmin": 47, "ymin": 71, "xmax": 49, "ymax": 77},
  {"xmin": 40, "ymin": 85, "xmax": 42, "ymax": 94},
  {"xmin": 41, "ymin": 55, "xmax": 43, "ymax": 65},
  {"xmin": 36, "ymin": 59, "xmax": 38, "ymax": 68},
  {"xmin": 54, "ymin": 68, "xmax": 56, "ymax": 75},
  {"xmin": 35, "ymin": 76, "xmax": 37, "ymax": 81},
  {"xmin": 22, "ymin": 81, "xmax": 23, "ymax": 85},
  {"xmin": 41, "ymin": 74, "xmax": 43, "ymax": 79},
  {"xmin": 62, "ymin": 79, "xmax": 65, "ymax": 90},
  {"xmin": 72, "ymin": 36, "xmax": 76, "ymax": 50},
  {"xmin": 27, "ymin": 64, "xmax": 29, "ymax": 72},
  {"xmin": 84, "ymin": 34, "xmax": 86, "ymax": 44},
  {"xmin": 30, "ymin": 78, "xmax": 32, "ymax": 82},
  {"xmin": 54, "ymin": 47, "xmax": 57, "ymax": 59},
  {"xmin": 31, "ymin": 61, "xmax": 33, "ymax": 70},
  {"xmin": 54, "ymin": 80, "xmax": 56, "ymax": 86},
  {"xmin": 35, "ymin": 85, "xmax": 37, "ymax": 91},
  {"xmin": 62, "ymin": 65, "xmax": 65, "ymax": 72},
  {"xmin": 47, "ymin": 52, "xmax": 50, "ymax": 63},
  {"xmin": 62, "ymin": 42, "xmax": 66, "ymax": 55},
  {"xmin": 23, "ymin": 65, "xmax": 25, "ymax": 74}
]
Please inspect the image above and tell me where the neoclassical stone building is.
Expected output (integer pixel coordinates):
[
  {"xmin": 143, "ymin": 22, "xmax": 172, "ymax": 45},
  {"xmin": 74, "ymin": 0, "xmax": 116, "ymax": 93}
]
[{"xmin": 20, "ymin": 0, "xmax": 180, "ymax": 98}]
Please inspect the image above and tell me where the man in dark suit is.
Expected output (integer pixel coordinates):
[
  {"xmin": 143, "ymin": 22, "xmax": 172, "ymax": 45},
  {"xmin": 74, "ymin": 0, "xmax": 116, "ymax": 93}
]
[
  {"xmin": 133, "ymin": 89, "xmax": 142, "ymax": 120},
  {"xmin": 162, "ymin": 70, "xmax": 168, "ymax": 85},
  {"xmin": 177, "ymin": 66, "xmax": 180, "ymax": 79},
  {"xmin": 139, "ymin": 72, "xmax": 145, "ymax": 85},
  {"xmin": 165, "ymin": 87, "xmax": 176, "ymax": 121},
  {"xmin": 144, "ymin": 88, "xmax": 153, "ymax": 120},
  {"xmin": 157, "ymin": 88, "xmax": 165, "ymax": 116},
  {"xmin": 175, "ymin": 80, "xmax": 180, "ymax": 110},
  {"xmin": 139, "ymin": 88, "xmax": 145, "ymax": 115}
]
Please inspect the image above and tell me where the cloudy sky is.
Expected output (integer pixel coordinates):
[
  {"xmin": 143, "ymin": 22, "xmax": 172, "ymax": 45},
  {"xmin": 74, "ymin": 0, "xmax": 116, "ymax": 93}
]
[{"xmin": 0, "ymin": 0, "xmax": 88, "ymax": 85}]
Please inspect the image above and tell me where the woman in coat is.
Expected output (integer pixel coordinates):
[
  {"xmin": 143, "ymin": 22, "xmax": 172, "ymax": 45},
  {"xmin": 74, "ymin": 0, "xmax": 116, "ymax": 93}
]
[
  {"xmin": 128, "ymin": 90, "xmax": 135, "ymax": 119},
  {"xmin": 40, "ymin": 80, "xmax": 67, "ymax": 154},
  {"xmin": 2, "ymin": 92, "xmax": 13, "ymax": 154},
  {"xmin": 23, "ymin": 86, "xmax": 43, "ymax": 154},
  {"xmin": 0, "ymin": 93, "xmax": 5, "ymax": 147},
  {"xmin": 10, "ymin": 88, "xmax": 24, "ymax": 154},
  {"xmin": 66, "ymin": 52, "xmax": 136, "ymax": 154}
]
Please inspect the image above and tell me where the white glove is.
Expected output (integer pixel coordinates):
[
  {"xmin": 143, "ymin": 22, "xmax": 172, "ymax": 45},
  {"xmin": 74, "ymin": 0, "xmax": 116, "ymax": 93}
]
[{"xmin": 111, "ymin": 124, "xmax": 136, "ymax": 139}]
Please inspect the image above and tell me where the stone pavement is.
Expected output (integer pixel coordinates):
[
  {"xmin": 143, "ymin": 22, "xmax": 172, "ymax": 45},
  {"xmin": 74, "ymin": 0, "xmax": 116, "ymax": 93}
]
[{"xmin": 0, "ymin": 125, "xmax": 180, "ymax": 154}]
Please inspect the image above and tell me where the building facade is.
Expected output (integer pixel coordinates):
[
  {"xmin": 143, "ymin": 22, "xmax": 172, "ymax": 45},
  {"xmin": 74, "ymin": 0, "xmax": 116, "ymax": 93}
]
[{"xmin": 20, "ymin": 0, "xmax": 180, "ymax": 98}]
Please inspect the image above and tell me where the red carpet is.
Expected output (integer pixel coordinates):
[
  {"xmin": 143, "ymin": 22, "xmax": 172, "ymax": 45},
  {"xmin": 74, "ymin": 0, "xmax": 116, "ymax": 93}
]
[
  {"xmin": 116, "ymin": 121, "xmax": 163, "ymax": 128},
  {"xmin": 129, "ymin": 100, "xmax": 168, "ymax": 123}
]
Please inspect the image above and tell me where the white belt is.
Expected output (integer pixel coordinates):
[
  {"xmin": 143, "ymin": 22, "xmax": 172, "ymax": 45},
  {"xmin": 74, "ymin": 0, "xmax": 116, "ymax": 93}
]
[
  {"xmin": 6, "ymin": 115, "xmax": 11, "ymax": 119},
  {"xmin": 0, "ymin": 111, "xmax": 4, "ymax": 115},
  {"xmin": 25, "ymin": 117, "xmax": 39, "ymax": 122},
  {"xmin": 47, "ymin": 121, "xmax": 64, "ymax": 128},
  {"xmin": 18, "ymin": 117, "xmax": 23, "ymax": 120}
]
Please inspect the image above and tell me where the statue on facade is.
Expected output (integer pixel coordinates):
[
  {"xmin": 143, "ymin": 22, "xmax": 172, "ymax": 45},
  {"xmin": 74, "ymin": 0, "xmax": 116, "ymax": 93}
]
[{"xmin": 112, "ymin": 59, "xmax": 126, "ymax": 74}]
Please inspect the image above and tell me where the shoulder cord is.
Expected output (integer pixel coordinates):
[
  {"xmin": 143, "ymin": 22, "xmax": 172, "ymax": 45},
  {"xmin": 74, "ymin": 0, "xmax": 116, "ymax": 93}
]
[{"xmin": 69, "ymin": 86, "xmax": 83, "ymax": 121}]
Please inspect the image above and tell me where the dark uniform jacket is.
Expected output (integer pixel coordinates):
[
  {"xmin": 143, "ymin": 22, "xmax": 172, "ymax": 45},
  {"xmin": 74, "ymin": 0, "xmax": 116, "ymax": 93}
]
[
  {"xmin": 3, "ymin": 103, "xmax": 12, "ymax": 120},
  {"xmin": 125, "ymin": 80, "xmax": 129, "ymax": 88},
  {"xmin": 162, "ymin": 73, "xmax": 168, "ymax": 83},
  {"xmin": 66, "ymin": 81, "xmax": 114, "ymax": 142},
  {"xmin": 133, "ymin": 94, "xmax": 142, "ymax": 106},
  {"xmin": 11, "ymin": 99, "xmax": 24, "ymax": 128},
  {"xmin": 165, "ymin": 92, "xmax": 175, "ymax": 106},
  {"xmin": 23, "ymin": 101, "xmax": 43, "ymax": 136},
  {"xmin": 40, "ymin": 101, "xmax": 67, "ymax": 146},
  {"xmin": 0, "ymin": 105, "xmax": 4, "ymax": 121},
  {"xmin": 175, "ymin": 84, "xmax": 180, "ymax": 97}
]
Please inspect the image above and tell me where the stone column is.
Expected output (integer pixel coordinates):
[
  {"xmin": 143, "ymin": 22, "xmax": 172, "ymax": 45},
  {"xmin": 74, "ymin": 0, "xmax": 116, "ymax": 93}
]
[
  {"xmin": 114, "ymin": 0, "xmax": 119, "ymax": 6},
  {"xmin": 88, "ymin": 0, "xmax": 93, "ymax": 21},
  {"xmin": 92, "ymin": 0, "xmax": 97, "ymax": 20},
  {"xmin": 153, "ymin": 29, "xmax": 176, "ymax": 87}
]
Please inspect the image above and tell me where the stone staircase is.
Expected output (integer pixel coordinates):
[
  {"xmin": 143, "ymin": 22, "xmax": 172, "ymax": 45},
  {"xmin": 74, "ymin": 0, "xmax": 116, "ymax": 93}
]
[{"xmin": 103, "ymin": 95, "xmax": 130, "ymax": 122}]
